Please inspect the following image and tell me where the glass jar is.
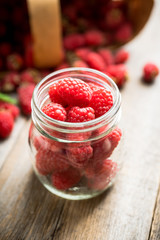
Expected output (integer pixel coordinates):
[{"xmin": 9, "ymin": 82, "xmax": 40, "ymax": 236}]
[{"xmin": 29, "ymin": 67, "xmax": 122, "ymax": 200}]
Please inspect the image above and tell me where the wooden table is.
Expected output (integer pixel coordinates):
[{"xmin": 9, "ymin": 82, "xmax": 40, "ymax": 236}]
[{"xmin": 1, "ymin": 1, "xmax": 160, "ymax": 239}]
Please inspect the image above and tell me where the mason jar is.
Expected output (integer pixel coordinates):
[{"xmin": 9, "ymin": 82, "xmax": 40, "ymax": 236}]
[{"xmin": 29, "ymin": 67, "xmax": 122, "ymax": 200}]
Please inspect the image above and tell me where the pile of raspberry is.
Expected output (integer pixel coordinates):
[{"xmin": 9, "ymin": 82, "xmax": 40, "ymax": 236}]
[{"xmin": 33, "ymin": 77, "xmax": 122, "ymax": 191}]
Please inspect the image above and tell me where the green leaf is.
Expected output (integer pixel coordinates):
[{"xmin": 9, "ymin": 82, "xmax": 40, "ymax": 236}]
[{"xmin": 0, "ymin": 93, "xmax": 18, "ymax": 105}]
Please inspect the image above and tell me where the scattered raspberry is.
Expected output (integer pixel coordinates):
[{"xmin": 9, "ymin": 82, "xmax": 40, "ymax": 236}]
[
  {"xmin": 90, "ymin": 88, "xmax": 113, "ymax": 118},
  {"xmin": 67, "ymin": 106, "xmax": 95, "ymax": 122},
  {"xmin": 67, "ymin": 144, "xmax": 93, "ymax": 169},
  {"xmin": 105, "ymin": 8, "xmax": 124, "ymax": 29},
  {"xmin": 114, "ymin": 49, "xmax": 129, "ymax": 64},
  {"xmin": 75, "ymin": 48, "xmax": 91, "ymax": 61},
  {"xmin": 57, "ymin": 77, "xmax": 92, "ymax": 107},
  {"xmin": 0, "ymin": 101, "xmax": 19, "ymax": 120},
  {"xmin": 1, "ymin": 72, "xmax": 20, "ymax": 92},
  {"xmin": 0, "ymin": 110, "xmax": 14, "ymax": 138},
  {"xmin": 98, "ymin": 48, "xmax": 114, "ymax": 66},
  {"xmin": 63, "ymin": 33, "xmax": 85, "ymax": 50},
  {"xmin": 51, "ymin": 167, "xmax": 81, "ymax": 190},
  {"xmin": 20, "ymin": 69, "xmax": 41, "ymax": 84},
  {"xmin": 42, "ymin": 103, "xmax": 67, "ymax": 121},
  {"xmin": 72, "ymin": 59, "xmax": 89, "ymax": 68},
  {"xmin": 86, "ymin": 52, "xmax": 106, "ymax": 71},
  {"xmin": 49, "ymin": 81, "xmax": 67, "ymax": 106},
  {"xmin": 107, "ymin": 127, "xmax": 122, "ymax": 148},
  {"xmin": 115, "ymin": 22, "xmax": 133, "ymax": 43},
  {"xmin": 106, "ymin": 64, "xmax": 128, "ymax": 88},
  {"xmin": 143, "ymin": 63, "xmax": 159, "ymax": 83},
  {"xmin": 84, "ymin": 30, "xmax": 104, "ymax": 46},
  {"xmin": 17, "ymin": 83, "xmax": 35, "ymax": 116},
  {"xmin": 87, "ymin": 159, "xmax": 117, "ymax": 190},
  {"xmin": 6, "ymin": 53, "xmax": 23, "ymax": 71}
]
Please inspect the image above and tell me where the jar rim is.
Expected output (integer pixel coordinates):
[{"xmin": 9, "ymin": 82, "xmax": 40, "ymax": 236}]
[{"xmin": 32, "ymin": 67, "xmax": 121, "ymax": 129}]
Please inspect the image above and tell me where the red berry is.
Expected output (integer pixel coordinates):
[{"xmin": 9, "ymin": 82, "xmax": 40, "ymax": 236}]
[
  {"xmin": 84, "ymin": 30, "xmax": 104, "ymax": 46},
  {"xmin": 57, "ymin": 77, "xmax": 92, "ymax": 107},
  {"xmin": 49, "ymin": 81, "xmax": 67, "ymax": 106},
  {"xmin": 20, "ymin": 69, "xmax": 41, "ymax": 84},
  {"xmin": 143, "ymin": 63, "xmax": 159, "ymax": 83},
  {"xmin": 98, "ymin": 49, "xmax": 114, "ymax": 66},
  {"xmin": 87, "ymin": 52, "xmax": 106, "ymax": 71},
  {"xmin": 88, "ymin": 82, "xmax": 104, "ymax": 92},
  {"xmin": 115, "ymin": 22, "xmax": 133, "ymax": 43},
  {"xmin": 51, "ymin": 167, "xmax": 81, "ymax": 190},
  {"xmin": 6, "ymin": 53, "xmax": 23, "ymax": 71},
  {"xmin": 115, "ymin": 49, "xmax": 129, "ymax": 64},
  {"xmin": 0, "ymin": 110, "xmax": 14, "ymax": 138},
  {"xmin": 17, "ymin": 83, "xmax": 35, "ymax": 116},
  {"xmin": 107, "ymin": 127, "xmax": 122, "ymax": 148},
  {"xmin": 75, "ymin": 48, "xmax": 91, "ymax": 61},
  {"xmin": 0, "ymin": 101, "xmax": 19, "ymax": 120},
  {"xmin": 67, "ymin": 106, "xmax": 95, "ymax": 122},
  {"xmin": 72, "ymin": 59, "xmax": 89, "ymax": 68},
  {"xmin": 105, "ymin": 8, "xmax": 124, "ymax": 29},
  {"xmin": 90, "ymin": 88, "xmax": 113, "ymax": 118},
  {"xmin": 63, "ymin": 33, "xmax": 85, "ymax": 50},
  {"xmin": 106, "ymin": 64, "xmax": 128, "ymax": 88},
  {"xmin": 1, "ymin": 72, "xmax": 20, "ymax": 92},
  {"xmin": 67, "ymin": 144, "xmax": 93, "ymax": 169},
  {"xmin": 42, "ymin": 103, "xmax": 67, "ymax": 121}
]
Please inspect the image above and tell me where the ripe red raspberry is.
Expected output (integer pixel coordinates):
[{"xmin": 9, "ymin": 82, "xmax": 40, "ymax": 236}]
[
  {"xmin": 90, "ymin": 88, "xmax": 113, "ymax": 118},
  {"xmin": 106, "ymin": 64, "xmax": 128, "ymax": 88},
  {"xmin": 6, "ymin": 53, "xmax": 23, "ymax": 71},
  {"xmin": 0, "ymin": 101, "xmax": 19, "ymax": 120},
  {"xmin": 84, "ymin": 30, "xmax": 104, "ymax": 46},
  {"xmin": 42, "ymin": 103, "xmax": 67, "ymax": 121},
  {"xmin": 72, "ymin": 59, "xmax": 89, "ymax": 68},
  {"xmin": 36, "ymin": 149, "xmax": 69, "ymax": 175},
  {"xmin": 75, "ymin": 48, "xmax": 91, "ymax": 61},
  {"xmin": 51, "ymin": 167, "xmax": 81, "ymax": 190},
  {"xmin": 63, "ymin": 33, "xmax": 85, "ymax": 50},
  {"xmin": 57, "ymin": 78, "xmax": 92, "ymax": 107},
  {"xmin": 143, "ymin": 63, "xmax": 159, "ymax": 83},
  {"xmin": 20, "ymin": 69, "xmax": 41, "ymax": 84},
  {"xmin": 115, "ymin": 22, "xmax": 133, "ymax": 43},
  {"xmin": 67, "ymin": 106, "xmax": 95, "ymax": 123},
  {"xmin": 105, "ymin": 8, "xmax": 124, "ymax": 29},
  {"xmin": 98, "ymin": 48, "xmax": 114, "ymax": 66},
  {"xmin": 87, "ymin": 159, "xmax": 118, "ymax": 190},
  {"xmin": 1, "ymin": 72, "xmax": 20, "ymax": 92},
  {"xmin": 0, "ymin": 110, "xmax": 14, "ymax": 138},
  {"xmin": 17, "ymin": 83, "xmax": 35, "ymax": 116},
  {"xmin": 86, "ymin": 52, "xmax": 106, "ymax": 71},
  {"xmin": 88, "ymin": 82, "xmax": 104, "ymax": 91},
  {"xmin": 67, "ymin": 145, "xmax": 93, "ymax": 169},
  {"xmin": 49, "ymin": 81, "xmax": 67, "ymax": 106},
  {"xmin": 114, "ymin": 49, "xmax": 129, "ymax": 64},
  {"xmin": 108, "ymin": 127, "xmax": 122, "ymax": 148}
]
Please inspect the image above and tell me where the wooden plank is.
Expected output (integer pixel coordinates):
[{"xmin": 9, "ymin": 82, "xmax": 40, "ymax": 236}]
[{"xmin": 149, "ymin": 185, "xmax": 160, "ymax": 240}]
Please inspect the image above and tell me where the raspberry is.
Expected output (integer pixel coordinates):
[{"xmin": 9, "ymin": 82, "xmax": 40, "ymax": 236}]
[
  {"xmin": 67, "ymin": 144, "xmax": 93, "ymax": 169},
  {"xmin": 1, "ymin": 72, "xmax": 20, "ymax": 92},
  {"xmin": 57, "ymin": 77, "xmax": 92, "ymax": 107},
  {"xmin": 143, "ymin": 63, "xmax": 159, "ymax": 83},
  {"xmin": 6, "ymin": 53, "xmax": 23, "ymax": 71},
  {"xmin": 88, "ymin": 82, "xmax": 104, "ymax": 91},
  {"xmin": 49, "ymin": 81, "xmax": 67, "ymax": 106},
  {"xmin": 0, "ymin": 101, "xmax": 19, "ymax": 120},
  {"xmin": 42, "ymin": 103, "xmax": 67, "ymax": 121},
  {"xmin": 84, "ymin": 30, "xmax": 104, "ymax": 46},
  {"xmin": 90, "ymin": 88, "xmax": 113, "ymax": 118},
  {"xmin": 86, "ymin": 52, "xmax": 106, "ymax": 71},
  {"xmin": 106, "ymin": 64, "xmax": 128, "ymax": 88},
  {"xmin": 20, "ymin": 69, "xmax": 41, "ymax": 84},
  {"xmin": 17, "ymin": 83, "xmax": 35, "ymax": 116},
  {"xmin": 108, "ymin": 127, "xmax": 122, "ymax": 148},
  {"xmin": 0, "ymin": 110, "xmax": 14, "ymax": 138},
  {"xmin": 105, "ymin": 8, "xmax": 124, "ymax": 29},
  {"xmin": 67, "ymin": 106, "xmax": 95, "ymax": 122},
  {"xmin": 115, "ymin": 22, "xmax": 132, "ymax": 43},
  {"xmin": 63, "ymin": 33, "xmax": 85, "ymax": 50},
  {"xmin": 87, "ymin": 159, "xmax": 118, "ymax": 190},
  {"xmin": 75, "ymin": 48, "xmax": 91, "ymax": 61},
  {"xmin": 114, "ymin": 49, "xmax": 129, "ymax": 64},
  {"xmin": 36, "ymin": 149, "xmax": 69, "ymax": 175},
  {"xmin": 72, "ymin": 59, "xmax": 89, "ymax": 68},
  {"xmin": 98, "ymin": 48, "xmax": 114, "ymax": 66},
  {"xmin": 51, "ymin": 167, "xmax": 81, "ymax": 190}
]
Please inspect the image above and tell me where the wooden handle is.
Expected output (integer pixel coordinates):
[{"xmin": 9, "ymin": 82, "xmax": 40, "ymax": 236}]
[{"xmin": 27, "ymin": 0, "xmax": 63, "ymax": 68}]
